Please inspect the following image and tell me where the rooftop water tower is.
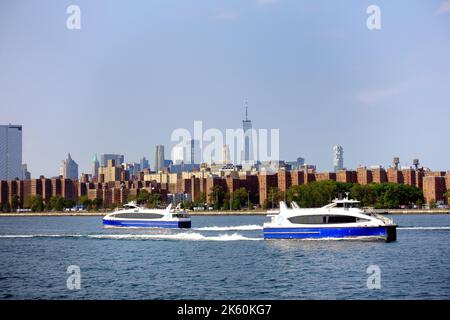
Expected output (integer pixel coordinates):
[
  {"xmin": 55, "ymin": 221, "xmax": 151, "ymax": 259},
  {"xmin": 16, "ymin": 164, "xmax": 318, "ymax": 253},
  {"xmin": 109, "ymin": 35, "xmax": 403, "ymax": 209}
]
[
  {"xmin": 413, "ymin": 158, "xmax": 420, "ymax": 170},
  {"xmin": 393, "ymin": 157, "xmax": 400, "ymax": 170}
]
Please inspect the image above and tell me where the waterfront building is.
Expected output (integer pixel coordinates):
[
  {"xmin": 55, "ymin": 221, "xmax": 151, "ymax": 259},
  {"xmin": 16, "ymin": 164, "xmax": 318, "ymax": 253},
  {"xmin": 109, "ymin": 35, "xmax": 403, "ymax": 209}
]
[
  {"xmin": 154, "ymin": 145, "xmax": 165, "ymax": 172},
  {"xmin": 336, "ymin": 170, "xmax": 357, "ymax": 183},
  {"xmin": 100, "ymin": 154, "xmax": 124, "ymax": 168},
  {"xmin": 0, "ymin": 124, "xmax": 22, "ymax": 180},
  {"xmin": 333, "ymin": 145, "xmax": 344, "ymax": 172},
  {"xmin": 60, "ymin": 153, "xmax": 78, "ymax": 180},
  {"xmin": 357, "ymin": 167, "xmax": 373, "ymax": 185},
  {"xmin": 423, "ymin": 176, "xmax": 446, "ymax": 204}
]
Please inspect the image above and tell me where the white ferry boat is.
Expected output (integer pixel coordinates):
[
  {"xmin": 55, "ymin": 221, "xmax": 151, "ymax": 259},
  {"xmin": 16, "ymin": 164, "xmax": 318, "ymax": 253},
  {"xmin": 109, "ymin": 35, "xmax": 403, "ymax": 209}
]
[
  {"xmin": 263, "ymin": 196, "xmax": 397, "ymax": 242},
  {"xmin": 102, "ymin": 202, "xmax": 191, "ymax": 228}
]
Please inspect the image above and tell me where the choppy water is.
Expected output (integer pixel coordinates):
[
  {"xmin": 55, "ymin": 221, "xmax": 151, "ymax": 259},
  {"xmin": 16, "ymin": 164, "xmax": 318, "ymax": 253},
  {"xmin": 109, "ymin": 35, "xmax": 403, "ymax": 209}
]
[{"xmin": 0, "ymin": 215, "xmax": 449, "ymax": 299}]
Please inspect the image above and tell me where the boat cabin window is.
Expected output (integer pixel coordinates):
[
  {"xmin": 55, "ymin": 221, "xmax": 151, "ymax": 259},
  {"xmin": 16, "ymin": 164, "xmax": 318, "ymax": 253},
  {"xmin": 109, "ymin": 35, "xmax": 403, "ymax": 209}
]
[
  {"xmin": 335, "ymin": 202, "xmax": 359, "ymax": 209},
  {"xmin": 288, "ymin": 215, "xmax": 359, "ymax": 224},
  {"xmin": 113, "ymin": 212, "xmax": 164, "ymax": 219}
]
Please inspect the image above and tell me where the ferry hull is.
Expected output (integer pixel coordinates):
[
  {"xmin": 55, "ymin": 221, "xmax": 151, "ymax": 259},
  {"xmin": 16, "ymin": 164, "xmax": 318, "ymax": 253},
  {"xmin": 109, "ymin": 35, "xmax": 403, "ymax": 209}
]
[
  {"xmin": 103, "ymin": 219, "xmax": 191, "ymax": 229},
  {"xmin": 263, "ymin": 226, "xmax": 396, "ymax": 242}
]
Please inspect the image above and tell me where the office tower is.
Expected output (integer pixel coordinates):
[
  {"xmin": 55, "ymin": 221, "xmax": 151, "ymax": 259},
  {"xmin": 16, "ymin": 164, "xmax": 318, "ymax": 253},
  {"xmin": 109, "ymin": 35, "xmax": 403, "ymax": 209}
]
[
  {"xmin": 0, "ymin": 124, "xmax": 22, "ymax": 180},
  {"xmin": 92, "ymin": 154, "xmax": 100, "ymax": 178},
  {"xmin": 222, "ymin": 144, "xmax": 231, "ymax": 164},
  {"xmin": 189, "ymin": 139, "xmax": 201, "ymax": 164},
  {"xmin": 60, "ymin": 153, "xmax": 79, "ymax": 179},
  {"xmin": 154, "ymin": 145, "xmax": 165, "ymax": 172},
  {"xmin": 22, "ymin": 164, "xmax": 31, "ymax": 180},
  {"xmin": 100, "ymin": 154, "xmax": 124, "ymax": 167},
  {"xmin": 140, "ymin": 157, "xmax": 149, "ymax": 170},
  {"xmin": 242, "ymin": 102, "xmax": 253, "ymax": 164},
  {"xmin": 333, "ymin": 145, "xmax": 344, "ymax": 172},
  {"xmin": 171, "ymin": 140, "xmax": 201, "ymax": 165},
  {"xmin": 296, "ymin": 157, "xmax": 305, "ymax": 167},
  {"xmin": 172, "ymin": 144, "xmax": 185, "ymax": 165}
]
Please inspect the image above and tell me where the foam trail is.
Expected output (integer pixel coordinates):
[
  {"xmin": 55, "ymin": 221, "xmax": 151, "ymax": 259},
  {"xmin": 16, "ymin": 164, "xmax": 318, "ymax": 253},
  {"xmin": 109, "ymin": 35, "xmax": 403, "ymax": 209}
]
[
  {"xmin": 398, "ymin": 227, "xmax": 450, "ymax": 231},
  {"xmin": 194, "ymin": 224, "xmax": 263, "ymax": 231},
  {"xmin": 0, "ymin": 233, "xmax": 262, "ymax": 241}
]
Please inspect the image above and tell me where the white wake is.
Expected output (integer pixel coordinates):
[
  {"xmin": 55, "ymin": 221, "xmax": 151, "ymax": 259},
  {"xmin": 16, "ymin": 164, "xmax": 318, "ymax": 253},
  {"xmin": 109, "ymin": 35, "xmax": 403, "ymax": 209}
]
[
  {"xmin": 193, "ymin": 224, "xmax": 263, "ymax": 231},
  {"xmin": 0, "ymin": 232, "xmax": 262, "ymax": 241}
]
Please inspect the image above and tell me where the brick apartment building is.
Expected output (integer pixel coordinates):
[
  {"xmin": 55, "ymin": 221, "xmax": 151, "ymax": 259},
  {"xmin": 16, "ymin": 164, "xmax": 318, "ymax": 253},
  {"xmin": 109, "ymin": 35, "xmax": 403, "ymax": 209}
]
[{"xmin": 0, "ymin": 166, "xmax": 449, "ymax": 209}]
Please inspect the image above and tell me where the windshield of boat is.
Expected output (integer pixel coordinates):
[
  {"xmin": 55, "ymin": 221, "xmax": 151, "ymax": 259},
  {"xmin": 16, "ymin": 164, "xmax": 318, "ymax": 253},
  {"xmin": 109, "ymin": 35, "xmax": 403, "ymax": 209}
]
[{"xmin": 335, "ymin": 202, "xmax": 360, "ymax": 209}]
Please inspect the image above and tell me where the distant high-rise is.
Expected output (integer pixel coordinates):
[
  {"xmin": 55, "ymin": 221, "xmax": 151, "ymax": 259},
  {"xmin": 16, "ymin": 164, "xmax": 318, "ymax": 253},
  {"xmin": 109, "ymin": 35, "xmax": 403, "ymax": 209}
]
[
  {"xmin": 100, "ymin": 154, "xmax": 124, "ymax": 167},
  {"xmin": 92, "ymin": 154, "xmax": 100, "ymax": 178},
  {"xmin": 0, "ymin": 124, "xmax": 22, "ymax": 180},
  {"xmin": 242, "ymin": 101, "xmax": 253, "ymax": 164},
  {"xmin": 154, "ymin": 145, "xmax": 165, "ymax": 172},
  {"xmin": 189, "ymin": 140, "xmax": 201, "ymax": 164},
  {"xmin": 296, "ymin": 157, "xmax": 305, "ymax": 167},
  {"xmin": 60, "ymin": 153, "xmax": 78, "ymax": 179},
  {"xmin": 222, "ymin": 144, "xmax": 231, "ymax": 164},
  {"xmin": 171, "ymin": 140, "xmax": 200, "ymax": 165},
  {"xmin": 140, "ymin": 157, "xmax": 149, "ymax": 170},
  {"xmin": 333, "ymin": 145, "xmax": 344, "ymax": 172},
  {"xmin": 172, "ymin": 144, "xmax": 185, "ymax": 165},
  {"xmin": 22, "ymin": 163, "xmax": 31, "ymax": 180}
]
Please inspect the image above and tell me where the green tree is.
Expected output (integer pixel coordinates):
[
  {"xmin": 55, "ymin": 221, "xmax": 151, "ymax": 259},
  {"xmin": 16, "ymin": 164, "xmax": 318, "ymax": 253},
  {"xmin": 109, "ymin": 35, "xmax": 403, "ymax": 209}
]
[
  {"xmin": 30, "ymin": 195, "xmax": 44, "ymax": 212},
  {"xmin": 91, "ymin": 198, "xmax": 103, "ymax": 210},
  {"xmin": 11, "ymin": 195, "xmax": 20, "ymax": 211},
  {"xmin": 136, "ymin": 189, "xmax": 150, "ymax": 205},
  {"xmin": 64, "ymin": 198, "xmax": 76, "ymax": 209},
  {"xmin": 48, "ymin": 196, "xmax": 65, "ymax": 211},
  {"xmin": 77, "ymin": 195, "xmax": 91, "ymax": 209},
  {"xmin": 208, "ymin": 185, "xmax": 225, "ymax": 210},
  {"xmin": 147, "ymin": 193, "xmax": 161, "ymax": 208}
]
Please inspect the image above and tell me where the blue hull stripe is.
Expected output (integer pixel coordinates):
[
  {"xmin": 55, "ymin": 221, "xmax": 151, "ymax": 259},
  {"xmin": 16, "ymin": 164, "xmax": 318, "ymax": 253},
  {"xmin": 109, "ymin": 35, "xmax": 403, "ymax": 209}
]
[
  {"xmin": 103, "ymin": 219, "xmax": 191, "ymax": 229},
  {"xmin": 264, "ymin": 226, "xmax": 388, "ymax": 239}
]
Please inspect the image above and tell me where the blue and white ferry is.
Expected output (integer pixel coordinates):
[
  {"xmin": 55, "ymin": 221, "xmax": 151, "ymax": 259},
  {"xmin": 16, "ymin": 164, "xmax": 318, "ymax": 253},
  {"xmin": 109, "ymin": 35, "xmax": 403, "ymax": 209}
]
[
  {"xmin": 263, "ymin": 197, "xmax": 396, "ymax": 242},
  {"xmin": 102, "ymin": 202, "xmax": 191, "ymax": 228}
]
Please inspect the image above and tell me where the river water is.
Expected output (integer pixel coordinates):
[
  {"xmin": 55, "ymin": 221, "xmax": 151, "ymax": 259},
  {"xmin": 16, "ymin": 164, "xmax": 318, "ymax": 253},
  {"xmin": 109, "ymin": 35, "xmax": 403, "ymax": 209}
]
[{"xmin": 0, "ymin": 215, "xmax": 449, "ymax": 299}]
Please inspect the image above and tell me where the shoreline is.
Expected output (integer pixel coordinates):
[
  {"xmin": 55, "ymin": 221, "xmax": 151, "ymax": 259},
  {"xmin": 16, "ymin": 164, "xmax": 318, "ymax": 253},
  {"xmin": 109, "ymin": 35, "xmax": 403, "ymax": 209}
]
[{"xmin": 0, "ymin": 209, "xmax": 449, "ymax": 217}]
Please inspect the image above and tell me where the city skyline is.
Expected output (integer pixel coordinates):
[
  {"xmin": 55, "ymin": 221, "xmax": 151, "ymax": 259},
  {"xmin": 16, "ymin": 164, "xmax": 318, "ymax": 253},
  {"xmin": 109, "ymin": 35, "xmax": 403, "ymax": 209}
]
[{"xmin": 1, "ymin": 1, "xmax": 450, "ymax": 177}]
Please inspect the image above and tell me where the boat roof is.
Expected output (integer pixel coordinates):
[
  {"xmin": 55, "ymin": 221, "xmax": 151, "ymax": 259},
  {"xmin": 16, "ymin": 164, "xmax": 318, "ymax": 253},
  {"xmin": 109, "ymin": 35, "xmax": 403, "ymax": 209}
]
[{"xmin": 331, "ymin": 198, "xmax": 360, "ymax": 203}]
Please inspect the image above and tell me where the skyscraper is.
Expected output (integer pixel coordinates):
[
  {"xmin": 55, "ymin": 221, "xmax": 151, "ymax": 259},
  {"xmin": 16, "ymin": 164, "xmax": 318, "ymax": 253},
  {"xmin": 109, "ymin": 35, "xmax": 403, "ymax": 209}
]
[
  {"xmin": 92, "ymin": 154, "xmax": 100, "ymax": 178},
  {"xmin": 171, "ymin": 144, "xmax": 185, "ymax": 165},
  {"xmin": 100, "ymin": 154, "xmax": 124, "ymax": 167},
  {"xmin": 140, "ymin": 157, "xmax": 149, "ymax": 170},
  {"xmin": 0, "ymin": 124, "xmax": 22, "ymax": 180},
  {"xmin": 222, "ymin": 144, "xmax": 231, "ymax": 164},
  {"xmin": 22, "ymin": 164, "xmax": 31, "ymax": 180},
  {"xmin": 242, "ymin": 102, "xmax": 253, "ymax": 164},
  {"xmin": 189, "ymin": 139, "xmax": 201, "ymax": 164},
  {"xmin": 60, "ymin": 153, "xmax": 79, "ymax": 179},
  {"xmin": 171, "ymin": 140, "xmax": 201, "ymax": 165},
  {"xmin": 333, "ymin": 145, "xmax": 344, "ymax": 172},
  {"xmin": 154, "ymin": 145, "xmax": 165, "ymax": 172}
]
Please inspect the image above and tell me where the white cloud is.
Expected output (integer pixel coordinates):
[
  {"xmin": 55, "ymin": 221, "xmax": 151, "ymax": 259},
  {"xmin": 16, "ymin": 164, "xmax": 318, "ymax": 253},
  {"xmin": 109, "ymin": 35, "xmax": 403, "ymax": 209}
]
[{"xmin": 435, "ymin": 1, "xmax": 450, "ymax": 15}]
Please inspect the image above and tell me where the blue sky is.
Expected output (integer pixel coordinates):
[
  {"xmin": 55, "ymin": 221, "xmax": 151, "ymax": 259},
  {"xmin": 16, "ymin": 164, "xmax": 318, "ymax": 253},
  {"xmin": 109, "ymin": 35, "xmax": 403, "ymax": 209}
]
[{"xmin": 0, "ymin": 0, "xmax": 449, "ymax": 177}]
